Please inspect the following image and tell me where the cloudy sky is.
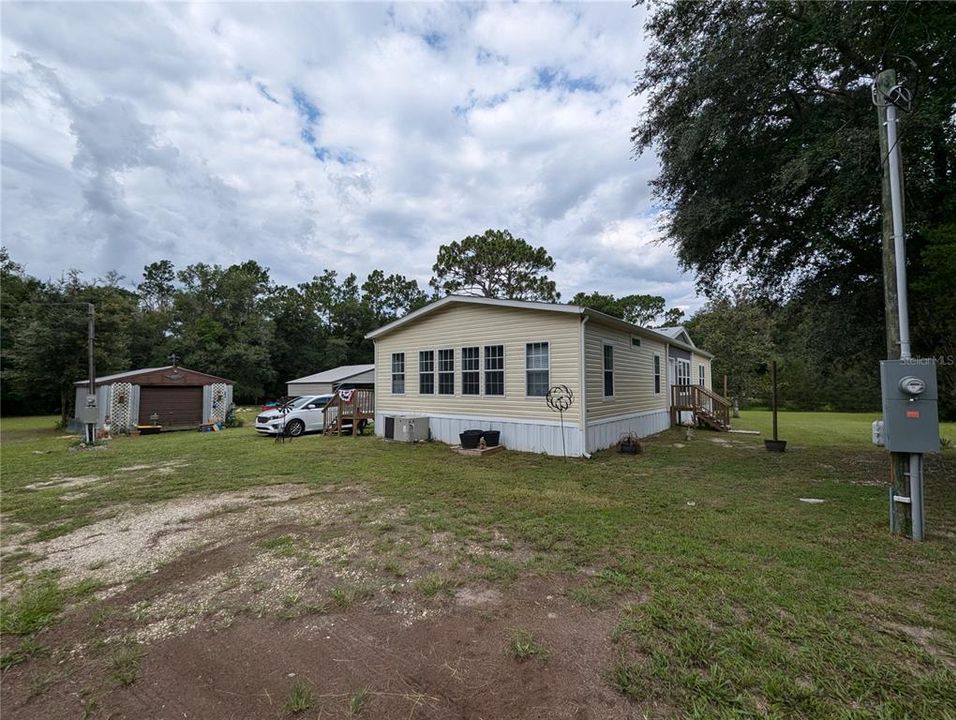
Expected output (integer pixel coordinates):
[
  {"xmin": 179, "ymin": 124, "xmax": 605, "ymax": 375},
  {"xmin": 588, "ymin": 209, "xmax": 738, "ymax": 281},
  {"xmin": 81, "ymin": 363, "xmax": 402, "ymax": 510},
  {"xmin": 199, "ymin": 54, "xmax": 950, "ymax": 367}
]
[{"xmin": 1, "ymin": 2, "xmax": 699, "ymax": 310}]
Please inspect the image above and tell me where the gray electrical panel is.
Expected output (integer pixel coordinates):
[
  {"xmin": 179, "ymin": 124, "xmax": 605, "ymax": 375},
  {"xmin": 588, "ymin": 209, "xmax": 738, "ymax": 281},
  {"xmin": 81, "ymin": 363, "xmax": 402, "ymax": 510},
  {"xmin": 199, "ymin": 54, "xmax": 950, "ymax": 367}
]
[
  {"xmin": 76, "ymin": 402, "xmax": 98, "ymax": 424},
  {"xmin": 880, "ymin": 359, "xmax": 939, "ymax": 453}
]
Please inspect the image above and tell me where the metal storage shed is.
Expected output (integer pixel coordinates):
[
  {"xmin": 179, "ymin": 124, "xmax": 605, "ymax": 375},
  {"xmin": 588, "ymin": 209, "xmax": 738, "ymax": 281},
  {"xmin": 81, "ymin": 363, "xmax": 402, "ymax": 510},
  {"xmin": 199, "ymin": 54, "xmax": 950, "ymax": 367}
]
[
  {"xmin": 72, "ymin": 366, "xmax": 235, "ymax": 433},
  {"xmin": 286, "ymin": 364, "xmax": 374, "ymax": 396}
]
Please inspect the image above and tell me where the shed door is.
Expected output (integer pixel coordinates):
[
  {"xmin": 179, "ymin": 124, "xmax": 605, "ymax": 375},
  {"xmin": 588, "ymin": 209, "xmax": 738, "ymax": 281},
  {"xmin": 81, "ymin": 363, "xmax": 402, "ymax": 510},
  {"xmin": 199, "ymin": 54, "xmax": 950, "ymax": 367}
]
[{"xmin": 138, "ymin": 386, "xmax": 203, "ymax": 428}]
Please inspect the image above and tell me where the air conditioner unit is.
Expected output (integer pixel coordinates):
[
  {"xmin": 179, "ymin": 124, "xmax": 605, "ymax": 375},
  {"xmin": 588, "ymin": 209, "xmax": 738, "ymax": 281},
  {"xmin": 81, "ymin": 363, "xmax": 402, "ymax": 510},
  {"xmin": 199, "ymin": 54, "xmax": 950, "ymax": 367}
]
[{"xmin": 387, "ymin": 415, "xmax": 429, "ymax": 442}]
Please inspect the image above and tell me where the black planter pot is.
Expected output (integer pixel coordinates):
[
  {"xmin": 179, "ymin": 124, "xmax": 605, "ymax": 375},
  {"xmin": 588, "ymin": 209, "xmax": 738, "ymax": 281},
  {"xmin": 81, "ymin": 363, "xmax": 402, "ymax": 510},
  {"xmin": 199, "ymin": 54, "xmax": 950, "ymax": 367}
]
[
  {"xmin": 460, "ymin": 429, "xmax": 483, "ymax": 449},
  {"xmin": 620, "ymin": 443, "xmax": 640, "ymax": 455},
  {"xmin": 482, "ymin": 430, "xmax": 500, "ymax": 447},
  {"xmin": 764, "ymin": 439, "xmax": 787, "ymax": 453}
]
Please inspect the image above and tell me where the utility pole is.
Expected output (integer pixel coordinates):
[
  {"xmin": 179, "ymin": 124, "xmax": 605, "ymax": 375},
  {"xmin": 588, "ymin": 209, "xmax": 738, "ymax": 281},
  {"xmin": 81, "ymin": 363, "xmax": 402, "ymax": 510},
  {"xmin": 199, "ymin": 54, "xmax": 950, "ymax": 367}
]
[
  {"xmin": 86, "ymin": 303, "xmax": 96, "ymax": 445},
  {"xmin": 873, "ymin": 70, "xmax": 933, "ymax": 541},
  {"xmin": 876, "ymin": 69, "xmax": 902, "ymax": 361}
]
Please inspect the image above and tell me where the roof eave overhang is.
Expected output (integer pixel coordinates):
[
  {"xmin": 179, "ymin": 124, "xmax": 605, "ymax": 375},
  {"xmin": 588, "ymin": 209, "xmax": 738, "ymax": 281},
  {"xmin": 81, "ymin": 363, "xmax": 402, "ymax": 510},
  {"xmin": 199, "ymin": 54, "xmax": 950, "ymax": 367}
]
[{"xmin": 365, "ymin": 295, "xmax": 583, "ymax": 340}]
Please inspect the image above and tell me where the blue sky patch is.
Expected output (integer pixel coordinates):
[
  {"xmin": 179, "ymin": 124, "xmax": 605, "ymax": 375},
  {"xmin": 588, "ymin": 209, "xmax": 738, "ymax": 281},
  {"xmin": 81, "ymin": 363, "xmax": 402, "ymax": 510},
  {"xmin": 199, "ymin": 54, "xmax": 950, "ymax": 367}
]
[
  {"xmin": 313, "ymin": 146, "xmax": 360, "ymax": 165},
  {"xmin": 535, "ymin": 66, "xmax": 603, "ymax": 93},
  {"xmin": 292, "ymin": 87, "xmax": 322, "ymax": 123},
  {"xmin": 422, "ymin": 31, "xmax": 445, "ymax": 50},
  {"xmin": 256, "ymin": 82, "xmax": 279, "ymax": 104}
]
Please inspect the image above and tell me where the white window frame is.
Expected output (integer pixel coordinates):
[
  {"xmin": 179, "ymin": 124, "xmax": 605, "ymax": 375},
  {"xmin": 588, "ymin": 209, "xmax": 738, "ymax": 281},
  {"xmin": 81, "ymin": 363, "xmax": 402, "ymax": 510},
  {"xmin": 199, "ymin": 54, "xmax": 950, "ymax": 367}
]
[
  {"xmin": 461, "ymin": 346, "xmax": 481, "ymax": 396},
  {"xmin": 654, "ymin": 353, "xmax": 662, "ymax": 395},
  {"xmin": 483, "ymin": 344, "xmax": 505, "ymax": 397},
  {"xmin": 698, "ymin": 364, "xmax": 706, "ymax": 387},
  {"xmin": 524, "ymin": 341, "xmax": 550, "ymax": 398},
  {"xmin": 437, "ymin": 347, "xmax": 455, "ymax": 395},
  {"xmin": 677, "ymin": 358, "xmax": 691, "ymax": 386},
  {"xmin": 602, "ymin": 343, "xmax": 615, "ymax": 399},
  {"xmin": 391, "ymin": 352, "xmax": 405, "ymax": 394},
  {"xmin": 418, "ymin": 350, "xmax": 435, "ymax": 395}
]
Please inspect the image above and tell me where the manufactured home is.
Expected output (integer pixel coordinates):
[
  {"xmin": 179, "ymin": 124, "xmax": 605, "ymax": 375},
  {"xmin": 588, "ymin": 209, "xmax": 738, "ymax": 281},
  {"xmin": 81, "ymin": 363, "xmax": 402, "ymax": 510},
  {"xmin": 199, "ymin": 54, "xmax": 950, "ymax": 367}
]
[{"xmin": 366, "ymin": 296, "xmax": 727, "ymax": 456}]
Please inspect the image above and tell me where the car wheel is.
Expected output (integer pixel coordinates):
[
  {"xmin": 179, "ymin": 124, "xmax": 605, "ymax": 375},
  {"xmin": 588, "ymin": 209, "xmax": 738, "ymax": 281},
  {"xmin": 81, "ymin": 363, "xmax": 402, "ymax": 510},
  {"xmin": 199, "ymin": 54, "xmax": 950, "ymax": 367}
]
[{"xmin": 287, "ymin": 419, "xmax": 305, "ymax": 437}]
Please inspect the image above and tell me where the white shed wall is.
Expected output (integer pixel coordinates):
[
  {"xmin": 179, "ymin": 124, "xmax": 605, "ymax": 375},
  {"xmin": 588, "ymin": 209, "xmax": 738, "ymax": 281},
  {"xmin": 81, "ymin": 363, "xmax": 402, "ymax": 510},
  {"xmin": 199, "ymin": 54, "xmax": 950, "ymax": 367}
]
[{"xmin": 286, "ymin": 382, "xmax": 334, "ymax": 396}]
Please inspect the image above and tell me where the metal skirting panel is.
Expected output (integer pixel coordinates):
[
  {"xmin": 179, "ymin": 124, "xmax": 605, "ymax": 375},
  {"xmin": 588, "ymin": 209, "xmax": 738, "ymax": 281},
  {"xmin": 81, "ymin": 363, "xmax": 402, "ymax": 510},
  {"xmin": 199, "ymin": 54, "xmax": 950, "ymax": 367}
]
[
  {"xmin": 202, "ymin": 385, "xmax": 212, "ymax": 423},
  {"xmin": 585, "ymin": 409, "xmax": 671, "ymax": 453},
  {"xmin": 130, "ymin": 385, "xmax": 141, "ymax": 429},
  {"xmin": 375, "ymin": 412, "xmax": 584, "ymax": 457},
  {"xmin": 97, "ymin": 385, "xmax": 111, "ymax": 427}
]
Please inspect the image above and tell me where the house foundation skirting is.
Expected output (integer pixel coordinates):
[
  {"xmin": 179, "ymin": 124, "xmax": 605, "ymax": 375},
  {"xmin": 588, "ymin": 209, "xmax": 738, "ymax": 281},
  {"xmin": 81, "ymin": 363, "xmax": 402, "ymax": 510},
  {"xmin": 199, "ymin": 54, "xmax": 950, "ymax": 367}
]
[
  {"xmin": 375, "ymin": 411, "xmax": 584, "ymax": 457},
  {"xmin": 585, "ymin": 408, "xmax": 670, "ymax": 453}
]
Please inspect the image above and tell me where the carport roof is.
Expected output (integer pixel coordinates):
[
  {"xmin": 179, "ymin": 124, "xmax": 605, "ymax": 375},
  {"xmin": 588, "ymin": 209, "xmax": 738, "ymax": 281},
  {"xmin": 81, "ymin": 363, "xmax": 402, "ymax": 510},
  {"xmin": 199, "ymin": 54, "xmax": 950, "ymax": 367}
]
[{"xmin": 287, "ymin": 364, "xmax": 375, "ymax": 385}]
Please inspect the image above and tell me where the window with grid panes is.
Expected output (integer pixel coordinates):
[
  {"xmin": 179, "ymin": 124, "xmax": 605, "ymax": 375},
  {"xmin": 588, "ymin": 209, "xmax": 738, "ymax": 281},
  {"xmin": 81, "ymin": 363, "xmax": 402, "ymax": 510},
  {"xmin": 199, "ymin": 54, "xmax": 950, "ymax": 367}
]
[
  {"xmin": 484, "ymin": 345, "xmax": 504, "ymax": 395},
  {"xmin": 419, "ymin": 350, "xmax": 434, "ymax": 394},
  {"xmin": 391, "ymin": 353, "xmax": 405, "ymax": 394},
  {"xmin": 438, "ymin": 349, "xmax": 455, "ymax": 394},
  {"xmin": 462, "ymin": 347, "xmax": 480, "ymax": 395},
  {"xmin": 525, "ymin": 342, "xmax": 549, "ymax": 396}
]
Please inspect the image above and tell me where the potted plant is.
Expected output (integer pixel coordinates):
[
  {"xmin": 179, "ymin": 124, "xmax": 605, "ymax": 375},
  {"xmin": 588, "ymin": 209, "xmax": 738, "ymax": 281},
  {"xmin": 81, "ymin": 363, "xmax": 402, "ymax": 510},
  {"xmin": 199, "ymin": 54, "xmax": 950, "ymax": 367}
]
[
  {"xmin": 618, "ymin": 432, "xmax": 642, "ymax": 455},
  {"xmin": 764, "ymin": 360, "xmax": 787, "ymax": 452}
]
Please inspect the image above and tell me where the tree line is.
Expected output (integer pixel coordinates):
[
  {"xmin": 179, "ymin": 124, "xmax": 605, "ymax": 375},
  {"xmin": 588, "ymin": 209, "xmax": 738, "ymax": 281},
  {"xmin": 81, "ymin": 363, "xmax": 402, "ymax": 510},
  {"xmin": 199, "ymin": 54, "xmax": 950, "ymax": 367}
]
[{"xmin": 1, "ymin": 230, "xmax": 686, "ymax": 421}]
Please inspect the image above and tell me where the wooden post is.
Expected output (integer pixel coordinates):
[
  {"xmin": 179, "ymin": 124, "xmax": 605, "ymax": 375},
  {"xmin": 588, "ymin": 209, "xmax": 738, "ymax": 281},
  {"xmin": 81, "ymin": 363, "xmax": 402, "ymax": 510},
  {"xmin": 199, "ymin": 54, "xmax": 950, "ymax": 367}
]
[
  {"xmin": 723, "ymin": 374, "xmax": 728, "ymax": 399},
  {"xmin": 85, "ymin": 304, "xmax": 96, "ymax": 445},
  {"xmin": 890, "ymin": 452, "xmax": 912, "ymax": 536},
  {"xmin": 771, "ymin": 360, "xmax": 778, "ymax": 442}
]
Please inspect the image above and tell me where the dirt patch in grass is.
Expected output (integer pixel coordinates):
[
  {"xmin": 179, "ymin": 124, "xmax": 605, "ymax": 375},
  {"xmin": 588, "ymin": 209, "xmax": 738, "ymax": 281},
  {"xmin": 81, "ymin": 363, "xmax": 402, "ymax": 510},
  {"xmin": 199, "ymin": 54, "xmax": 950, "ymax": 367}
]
[
  {"xmin": 1, "ymin": 575, "xmax": 646, "ymax": 720},
  {"xmin": 6, "ymin": 484, "xmax": 326, "ymax": 590},
  {"xmin": 883, "ymin": 622, "xmax": 956, "ymax": 671},
  {"xmin": 23, "ymin": 475, "xmax": 103, "ymax": 491},
  {"xmin": 1, "ymin": 482, "xmax": 638, "ymax": 719}
]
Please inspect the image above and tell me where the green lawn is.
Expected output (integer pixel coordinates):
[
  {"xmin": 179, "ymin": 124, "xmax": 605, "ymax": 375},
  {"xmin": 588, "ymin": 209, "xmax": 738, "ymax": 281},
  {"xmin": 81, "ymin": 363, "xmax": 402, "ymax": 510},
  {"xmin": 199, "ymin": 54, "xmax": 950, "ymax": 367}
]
[
  {"xmin": 2, "ymin": 411, "xmax": 955, "ymax": 718},
  {"xmin": 737, "ymin": 409, "xmax": 956, "ymax": 448}
]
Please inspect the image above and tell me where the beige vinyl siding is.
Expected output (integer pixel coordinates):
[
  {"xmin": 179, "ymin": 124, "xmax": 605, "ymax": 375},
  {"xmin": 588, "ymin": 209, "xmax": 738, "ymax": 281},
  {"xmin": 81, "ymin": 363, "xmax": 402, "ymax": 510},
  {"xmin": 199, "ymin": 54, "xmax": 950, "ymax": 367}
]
[
  {"xmin": 584, "ymin": 320, "xmax": 668, "ymax": 421},
  {"xmin": 693, "ymin": 353, "xmax": 712, "ymax": 392},
  {"xmin": 374, "ymin": 303, "xmax": 582, "ymax": 423}
]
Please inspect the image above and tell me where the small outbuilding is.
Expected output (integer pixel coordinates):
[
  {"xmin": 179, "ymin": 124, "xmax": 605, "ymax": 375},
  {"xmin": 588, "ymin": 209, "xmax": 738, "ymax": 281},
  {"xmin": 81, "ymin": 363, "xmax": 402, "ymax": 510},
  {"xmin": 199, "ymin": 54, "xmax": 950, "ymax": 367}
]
[
  {"xmin": 286, "ymin": 364, "xmax": 375, "ymax": 397},
  {"xmin": 72, "ymin": 366, "xmax": 235, "ymax": 433}
]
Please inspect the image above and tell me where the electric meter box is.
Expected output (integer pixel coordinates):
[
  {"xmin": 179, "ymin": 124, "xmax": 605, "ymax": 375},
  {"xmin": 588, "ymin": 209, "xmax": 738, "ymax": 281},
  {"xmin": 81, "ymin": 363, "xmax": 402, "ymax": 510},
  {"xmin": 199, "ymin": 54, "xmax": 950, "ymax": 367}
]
[
  {"xmin": 880, "ymin": 359, "xmax": 939, "ymax": 453},
  {"xmin": 76, "ymin": 404, "xmax": 98, "ymax": 424}
]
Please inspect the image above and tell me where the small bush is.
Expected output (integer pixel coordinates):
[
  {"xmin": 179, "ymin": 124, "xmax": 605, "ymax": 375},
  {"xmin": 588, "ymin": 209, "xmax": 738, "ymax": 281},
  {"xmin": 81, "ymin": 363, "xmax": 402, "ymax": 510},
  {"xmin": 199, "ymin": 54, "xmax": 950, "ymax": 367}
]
[{"xmin": 224, "ymin": 406, "xmax": 244, "ymax": 428}]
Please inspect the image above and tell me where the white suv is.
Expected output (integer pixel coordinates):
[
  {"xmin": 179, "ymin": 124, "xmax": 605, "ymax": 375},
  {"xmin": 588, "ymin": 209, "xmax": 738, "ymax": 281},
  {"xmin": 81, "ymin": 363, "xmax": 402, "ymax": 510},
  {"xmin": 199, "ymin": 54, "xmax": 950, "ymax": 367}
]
[{"xmin": 255, "ymin": 395, "xmax": 332, "ymax": 437}]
